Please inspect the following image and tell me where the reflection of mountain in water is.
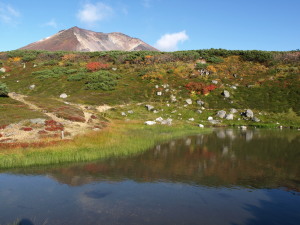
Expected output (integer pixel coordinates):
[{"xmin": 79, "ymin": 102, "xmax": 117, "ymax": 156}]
[{"xmin": 7, "ymin": 129, "xmax": 300, "ymax": 191}]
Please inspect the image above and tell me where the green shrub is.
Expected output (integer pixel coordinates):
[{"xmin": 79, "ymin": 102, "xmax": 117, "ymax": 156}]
[
  {"xmin": 32, "ymin": 67, "xmax": 68, "ymax": 79},
  {"xmin": 85, "ymin": 71, "xmax": 121, "ymax": 91},
  {"xmin": 206, "ymin": 56, "xmax": 224, "ymax": 64},
  {"xmin": 0, "ymin": 82, "xmax": 9, "ymax": 97},
  {"xmin": 67, "ymin": 72, "xmax": 86, "ymax": 81},
  {"xmin": 195, "ymin": 63, "xmax": 208, "ymax": 70},
  {"xmin": 65, "ymin": 69, "xmax": 78, "ymax": 74}
]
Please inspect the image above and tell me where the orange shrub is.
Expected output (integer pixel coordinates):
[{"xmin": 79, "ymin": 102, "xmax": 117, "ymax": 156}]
[{"xmin": 86, "ymin": 62, "xmax": 110, "ymax": 71}]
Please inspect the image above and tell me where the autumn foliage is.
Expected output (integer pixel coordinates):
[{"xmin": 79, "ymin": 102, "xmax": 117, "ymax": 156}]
[
  {"xmin": 86, "ymin": 62, "xmax": 110, "ymax": 71},
  {"xmin": 185, "ymin": 82, "xmax": 218, "ymax": 95}
]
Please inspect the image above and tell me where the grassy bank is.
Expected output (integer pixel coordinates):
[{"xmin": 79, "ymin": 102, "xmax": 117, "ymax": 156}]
[{"xmin": 0, "ymin": 121, "xmax": 210, "ymax": 169}]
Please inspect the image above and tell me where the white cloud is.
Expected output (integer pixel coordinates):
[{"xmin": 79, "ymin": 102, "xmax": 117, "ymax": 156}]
[
  {"xmin": 77, "ymin": 2, "xmax": 113, "ymax": 26},
  {"xmin": 0, "ymin": 3, "xmax": 20, "ymax": 24},
  {"xmin": 44, "ymin": 19, "xmax": 58, "ymax": 28},
  {"xmin": 155, "ymin": 31, "xmax": 189, "ymax": 51}
]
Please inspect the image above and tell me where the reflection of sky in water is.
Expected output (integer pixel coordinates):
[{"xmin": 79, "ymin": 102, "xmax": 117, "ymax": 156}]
[{"xmin": 2, "ymin": 173, "xmax": 294, "ymax": 225}]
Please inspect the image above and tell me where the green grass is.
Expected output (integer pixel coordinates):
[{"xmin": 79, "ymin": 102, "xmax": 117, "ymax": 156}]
[
  {"xmin": 0, "ymin": 122, "xmax": 211, "ymax": 169},
  {"xmin": 0, "ymin": 97, "xmax": 48, "ymax": 126}
]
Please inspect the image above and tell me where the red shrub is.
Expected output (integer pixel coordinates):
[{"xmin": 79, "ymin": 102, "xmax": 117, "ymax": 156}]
[
  {"xmin": 86, "ymin": 62, "xmax": 110, "ymax": 71},
  {"xmin": 185, "ymin": 82, "xmax": 218, "ymax": 95},
  {"xmin": 0, "ymin": 134, "xmax": 2, "ymax": 138},
  {"xmin": 20, "ymin": 127, "xmax": 33, "ymax": 131},
  {"xmin": 0, "ymin": 125, "xmax": 7, "ymax": 130},
  {"xmin": 45, "ymin": 120, "xmax": 64, "ymax": 131}
]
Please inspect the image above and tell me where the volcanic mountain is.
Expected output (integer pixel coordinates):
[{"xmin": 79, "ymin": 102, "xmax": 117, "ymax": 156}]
[{"xmin": 20, "ymin": 26, "xmax": 158, "ymax": 52}]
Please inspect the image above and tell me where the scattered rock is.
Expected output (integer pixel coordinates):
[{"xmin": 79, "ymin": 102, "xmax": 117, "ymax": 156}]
[
  {"xmin": 230, "ymin": 108, "xmax": 238, "ymax": 114},
  {"xmin": 153, "ymin": 110, "xmax": 159, "ymax": 114},
  {"xmin": 30, "ymin": 118, "xmax": 46, "ymax": 125},
  {"xmin": 121, "ymin": 112, "xmax": 126, "ymax": 116},
  {"xmin": 222, "ymin": 90, "xmax": 230, "ymax": 98},
  {"xmin": 145, "ymin": 121, "xmax": 156, "ymax": 125},
  {"xmin": 233, "ymin": 74, "xmax": 238, "ymax": 78},
  {"xmin": 209, "ymin": 120, "xmax": 220, "ymax": 125},
  {"xmin": 216, "ymin": 110, "xmax": 226, "ymax": 119},
  {"xmin": 170, "ymin": 95, "xmax": 177, "ymax": 102},
  {"xmin": 185, "ymin": 99, "xmax": 192, "ymax": 105},
  {"xmin": 188, "ymin": 118, "xmax": 195, "ymax": 121},
  {"xmin": 93, "ymin": 128, "xmax": 101, "ymax": 131},
  {"xmin": 212, "ymin": 80, "xmax": 218, "ymax": 84},
  {"xmin": 0, "ymin": 68, "xmax": 6, "ymax": 73},
  {"xmin": 230, "ymin": 86, "xmax": 237, "ymax": 89},
  {"xmin": 112, "ymin": 68, "xmax": 117, "ymax": 71},
  {"xmin": 155, "ymin": 117, "xmax": 164, "ymax": 122},
  {"xmin": 33, "ymin": 64, "xmax": 37, "ymax": 68},
  {"xmin": 157, "ymin": 91, "xmax": 162, "ymax": 96},
  {"xmin": 196, "ymin": 100, "xmax": 205, "ymax": 106},
  {"xmin": 208, "ymin": 116, "xmax": 213, "ymax": 121},
  {"xmin": 161, "ymin": 118, "xmax": 172, "ymax": 125},
  {"xmin": 196, "ymin": 109, "xmax": 202, "ymax": 114},
  {"xmin": 29, "ymin": 84, "xmax": 35, "ymax": 90},
  {"xmin": 127, "ymin": 110, "xmax": 134, "ymax": 114},
  {"xmin": 244, "ymin": 109, "xmax": 254, "ymax": 118},
  {"xmin": 225, "ymin": 114, "xmax": 234, "ymax": 120},
  {"xmin": 145, "ymin": 105, "xmax": 154, "ymax": 111},
  {"xmin": 60, "ymin": 93, "xmax": 68, "ymax": 99},
  {"xmin": 155, "ymin": 85, "xmax": 159, "ymax": 89},
  {"xmin": 252, "ymin": 117, "xmax": 260, "ymax": 122},
  {"xmin": 198, "ymin": 124, "xmax": 204, "ymax": 128}
]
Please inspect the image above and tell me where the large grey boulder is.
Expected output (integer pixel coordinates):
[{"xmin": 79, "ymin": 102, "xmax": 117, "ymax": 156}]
[
  {"xmin": 217, "ymin": 110, "xmax": 226, "ymax": 119},
  {"xmin": 222, "ymin": 90, "xmax": 230, "ymax": 98},
  {"xmin": 30, "ymin": 118, "xmax": 46, "ymax": 125}
]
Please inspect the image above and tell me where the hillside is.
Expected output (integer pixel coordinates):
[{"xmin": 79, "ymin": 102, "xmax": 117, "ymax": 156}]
[
  {"xmin": 20, "ymin": 27, "xmax": 158, "ymax": 52},
  {"xmin": 0, "ymin": 49, "xmax": 299, "ymax": 145}
]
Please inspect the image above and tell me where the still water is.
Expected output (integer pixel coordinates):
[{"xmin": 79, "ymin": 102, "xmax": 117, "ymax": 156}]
[{"xmin": 0, "ymin": 128, "xmax": 299, "ymax": 225}]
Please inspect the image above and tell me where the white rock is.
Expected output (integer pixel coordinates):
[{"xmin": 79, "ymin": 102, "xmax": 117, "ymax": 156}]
[
  {"xmin": 155, "ymin": 117, "xmax": 164, "ymax": 122},
  {"xmin": 155, "ymin": 85, "xmax": 159, "ymax": 89},
  {"xmin": 230, "ymin": 108, "xmax": 238, "ymax": 114},
  {"xmin": 145, "ymin": 121, "xmax": 156, "ymax": 125},
  {"xmin": 188, "ymin": 118, "xmax": 195, "ymax": 121},
  {"xmin": 29, "ymin": 84, "xmax": 35, "ymax": 90},
  {"xmin": 222, "ymin": 90, "xmax": 230, "ymax": 98},
  {"xmin": 127, "ymin": 110, "xmax": 134, "ymax": 114},
  {"xmin": 157, "ymin": 91, "xmax": 162, "ymax": 96},
  {"xmin": 170, "ymin": 95, "xmax": 177, "ymax": 102},
  {"xmin": 198, "ymin": 124, "xmax": 204, "ymax": 128},
  {"xmin": 185, "ymin": 99, "xmax": 192, "ymax": 105},
  {"xmin": 121, "ymin": 112, "xmax": 127, "ymax": 116},
  {"xmin": 112, "ymin": 68, "xmax": 117, "ymax": 71},
  {"xmin": 153, "ymin": 110, "xmax": 159, "ymax": 114},
  {"xmin": 225, "ymin": 114, "xmax": 234, "ymax": 120},
  {"xmin": 212, "ymin": 80, "xmax": 218, "ymax": 84},
  {"xmin": 60, "ymin": 93, "xmax": 68, "ymax": 99},
  {"xmin": 0, "ymin": 68, "xmax": 6, "ymax": 73},
  {"xmin": 208, "ymin": 116, "xmax": 213, "ymax": 121},
  {"xmin": 196, "ymin": 110, "xmax": 202, "ymax": 114}
]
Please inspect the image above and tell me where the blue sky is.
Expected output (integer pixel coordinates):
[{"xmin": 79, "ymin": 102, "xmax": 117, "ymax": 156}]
[{"xmin": 0, "ymin": 0, "xmax": 299, "ymax": 52}]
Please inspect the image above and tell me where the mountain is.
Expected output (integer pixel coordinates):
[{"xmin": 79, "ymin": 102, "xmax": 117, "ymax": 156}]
[{"xmin": 20, "ymin": 26, "xmax": 158, "ymax": 52}]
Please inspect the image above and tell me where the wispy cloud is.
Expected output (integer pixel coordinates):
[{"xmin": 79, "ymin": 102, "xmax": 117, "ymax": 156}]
[
  {"xmin": 155, "ymin": 31, "xmax": 189, "ymax": 51},
  {"xmin": 142, "ymin": 0, "xmax": 151, "ymax": 8},
  {"xmin": 0, "ymin": 3, "xmax": 20, "ymax": 24},
  {"xmin": 77, "ymin": 2, "xmax": 113, "ymax": 26},
  {"xmin": 43, "ymin": 18, "xmax": 58, "ymax": 28}
]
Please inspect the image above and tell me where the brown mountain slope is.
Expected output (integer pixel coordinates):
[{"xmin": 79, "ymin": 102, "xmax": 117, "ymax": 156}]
[{"xmin": 20, "ymin": 26, "xmax": 158, "ymax": 52}]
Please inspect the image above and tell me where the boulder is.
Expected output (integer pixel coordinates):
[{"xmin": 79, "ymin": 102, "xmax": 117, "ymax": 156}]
[
  {"xmin": 212, "ymin": 80, "xmax": 218, "ymax": 84},
  {"xmin": 252, "ymin": 117, "xmax": 260, "ymax": 122},
  {"xmin": 185, "ymin": 99, "xmax": 192, "ymax": 105},
  {"xmin": 216, "ymin": 110, "xmax": 226, "ymax": 119},
  {"xmin": 161, "ymin": 118, "xmax": 172, "ymax": 125},
  {"xmin": 155, "ymin": 117, "xmax": 164, "ymax": 122},
  {"xmin": 0, "ymin": 68, "xmax": 6, "ymax": 73},
  {"xmin": 198, "ymin": 124, "xmax": 204, "ymax": 128},
  {"xmin": 222, "ymin": 90, "xmax": 230, "ymax": 98},
  {"xmin": 30, "ymin": 118, "xmax": 46, "ymax": 125},
  {"xmin": 155, "ymin": 85, "xmax": 159, "ymax": 89},
  {"xmin": 208, "ymin": 116, "xmax": 213, "ymax": 121},
  {"xmin": 230, "ymin": 108, "xmax": 238, "ymax": 114},
  {"xmin": 60, "ymin": 93, "xmax": 68, "ymax": 99},
  {"xmin": 225, "ymin": 114, "xmax": 234, "ymax": 120},
  {"xmin": 29, "ymin": 84, "xmax": 35, "ymax": 90},
  {"xmin": 121, "ymin": 112, "xmax": 126, "ymax": 116},
  {"xmin": 145, "ymin": 105, "xmax": 154, "ymax": 111},
  {"xmin": 112, "ymin": 68, "xmax": 117, "ymax": 71},
  {"xmin": 244, "ymin": 109, "xmax": 254, "ymax": 118},
  {"xmin": 196, "ymin": 100, "xmax": 205, "ymax": 106},
  {"xmin": 188, "ymin": 118, "xmax": 195, "ymax": 121},
  {"xmin": 145, "ymin": 121, "xmax": 156, "ymax": 125}
]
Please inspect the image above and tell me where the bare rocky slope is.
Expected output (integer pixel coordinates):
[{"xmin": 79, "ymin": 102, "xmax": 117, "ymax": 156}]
[{"xmin": 20, "ymin": 26, "xmax": 158, "ymax": 52}]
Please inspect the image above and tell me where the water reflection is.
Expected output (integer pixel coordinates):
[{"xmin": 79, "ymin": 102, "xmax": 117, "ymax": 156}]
[{"xmin": 1, "ymin": 129, "xmax": 300, "ymax": 225}]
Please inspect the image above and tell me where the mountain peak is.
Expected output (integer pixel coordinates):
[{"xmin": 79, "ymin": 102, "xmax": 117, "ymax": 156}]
[{"xmin": 20, "ymin": 27, "xmax": 158, "ymax": 52}]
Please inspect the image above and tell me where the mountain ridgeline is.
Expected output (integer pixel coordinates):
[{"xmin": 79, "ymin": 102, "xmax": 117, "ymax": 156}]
[{"xmin": 20, "ymin": 26, "xmax": 158, "ymax": 52}]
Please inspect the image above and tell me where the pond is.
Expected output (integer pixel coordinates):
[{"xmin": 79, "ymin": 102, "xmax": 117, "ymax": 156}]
[{"xmin": 0, "ymin": 128, "xmax": 300, "ymax": 225}]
